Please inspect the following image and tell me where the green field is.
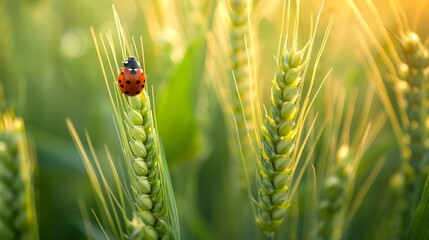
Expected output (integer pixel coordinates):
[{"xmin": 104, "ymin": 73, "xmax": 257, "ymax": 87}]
[{"xmin": 1, "ymin": 0, "xmax": 428, "ymax": 239}]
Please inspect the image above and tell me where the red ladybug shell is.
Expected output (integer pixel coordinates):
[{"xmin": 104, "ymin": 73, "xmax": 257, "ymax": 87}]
[{"xmin": 118, "ymin": 67, "xmax": 146, "ymax": 96}]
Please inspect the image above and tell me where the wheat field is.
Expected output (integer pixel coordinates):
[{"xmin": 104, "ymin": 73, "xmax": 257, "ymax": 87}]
[{"xmin": 0, "ymin": 0, "xmax": 429, "ymax": 239}]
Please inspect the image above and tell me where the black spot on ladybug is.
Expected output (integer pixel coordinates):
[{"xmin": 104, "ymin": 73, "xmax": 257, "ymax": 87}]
[
  {"xmin": 130, "ymin": 69, "xmax": 137, "ymax": 75},
  {"xmin": 136, "ymin": 91, "xmax": 140, "ymax": 94},
  {"xmin": 121, "ymin": 71, "xmax": 124, "ymax": 75},
  {"xmin": 119, "ymin": 79, "xmax": 122, "ymax": 83},
  {"xmin": 141, "ymin": 85, "xmax": 144, "ymax": 89},
  {"xmin": 120, "ymin": 84, "xmax": 124, "ymax": 88},
  {"xmin": 136, "ymin": 80, "xmax": 141, "ymax": 84},
  {"xmin": 141, "ymin": 72, "xmax": 144, "ymax": 75},
  {"xmin": 144, "ymin": 79, "xmax": 146, "ymax": 83},
  {"xmin": 126, "ymin": 80, "xmax": 131, "ymax": 84},
  {"xmin": 125, "ymin": 91, "xmax": 130, "ymax": 94}
]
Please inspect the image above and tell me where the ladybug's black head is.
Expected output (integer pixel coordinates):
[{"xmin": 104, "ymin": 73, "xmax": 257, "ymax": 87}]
[{"xmin": 123, "ymin": 56, "xmax": 141, "ymax": 69}]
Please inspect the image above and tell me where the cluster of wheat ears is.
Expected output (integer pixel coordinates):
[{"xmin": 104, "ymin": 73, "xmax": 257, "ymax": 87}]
[{"xmin": 1, "ymin": 0, "xmax": 429, "ymax": 239}]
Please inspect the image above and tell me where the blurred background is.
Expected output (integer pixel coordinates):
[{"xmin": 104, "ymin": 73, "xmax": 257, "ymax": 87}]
[{"xmin": 1, "ymin": 0, "xmax": 428, "ymax": 239}]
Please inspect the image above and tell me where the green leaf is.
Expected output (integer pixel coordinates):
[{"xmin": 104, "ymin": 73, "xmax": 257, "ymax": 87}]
[
  {"xmin": 406, "ymin": 174, "xmax": 429, "ymax": 240},
  {"xmin": 156, "ymin": 33, "xmax": 207, "ymax": 166}
]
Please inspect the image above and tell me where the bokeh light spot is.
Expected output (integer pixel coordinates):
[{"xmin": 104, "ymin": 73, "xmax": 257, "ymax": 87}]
[{"xmin": 60, "ymin": 28, "xmax": 87, "ymax": 58}]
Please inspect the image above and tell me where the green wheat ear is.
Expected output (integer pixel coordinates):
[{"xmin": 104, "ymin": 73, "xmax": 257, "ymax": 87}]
[
  {"xmin": 313, "ymin": 84, "xmax": 387, "ymax": 240},
  {"xmin": 0, "ymin": 112, "xmax": 38, "ymax": 240},
  {"xmin": 254, "ymin": 0, "xmax": 333, "ymax": 237},
  {"xmin": 255, "ymin": 45, "xmax": 306, "ymax": 236},
  {"xmin": 124, "ymin": 91, "xmax": 177, "ymax": 240},
  {"xmin": 349, "ymin": 1, "xmax": 429, "ymax": 236},
  {"xmin": 394, "ymin": 31, "xmax": 429, "ymax": 232},
  {"xmin": 228, "ymin": 0, "xmax": 255, "ymax": 161},
  {"xmin": 398, "ymin": 31, "xmax": 429, "ymax": 202},
  {"xmin": 316, "ymin": 148, "xmax": 351, "ymax": 240},
  {"xmin": 76, "ymin": 7, "xmax": 180, "ymax": 239}
]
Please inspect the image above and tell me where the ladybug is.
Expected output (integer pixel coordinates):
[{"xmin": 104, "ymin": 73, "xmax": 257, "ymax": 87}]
[{"xmin": 117, "ymin": 56, "xmax": 146, "ymax": 96}]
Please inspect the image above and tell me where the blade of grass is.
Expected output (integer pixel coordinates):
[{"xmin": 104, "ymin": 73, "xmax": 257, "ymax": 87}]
[{"xmin": 406, "ymin": 174, "xmax": 429, "ymax": 240}]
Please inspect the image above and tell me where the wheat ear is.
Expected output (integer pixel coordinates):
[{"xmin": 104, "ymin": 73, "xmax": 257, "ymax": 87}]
[
  {"xmin": 124, "ymin": 91, "xmax": 174, "ymax": 240},
  {"xmin": 0, "ymin": 112, "xmax": 38, "ymax": 240},
  {"xmin": 397, "ymin": 31, "xmax": 429, "ymax": 228},
  {"xmin": 228, "ymin": 0, "xmax": 253, "ymax": 142},
  {"xmin": 256, "ymin": 45, "xmax": 306, "ymax": 236},
  {"xmin": 349, "ymin": 1, "xmax": 429, "ymax": 236},
  {"xmin": 87, "ymin": 6, "xmax": 180, "ymax": 239},
  {"xmin": 316, "ymin": 152, "xmax": 350, "ymax": 240},
  {"xmin": 254, "ymin": 0, "xmax": 334, "ymax": 235}
]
